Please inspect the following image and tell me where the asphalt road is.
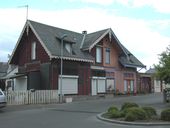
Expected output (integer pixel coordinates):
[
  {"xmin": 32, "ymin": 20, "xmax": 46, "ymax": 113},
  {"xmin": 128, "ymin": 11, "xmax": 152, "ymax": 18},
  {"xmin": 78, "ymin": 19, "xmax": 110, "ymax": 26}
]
[{"xmin": 0, "ymin": 93, "xmax": 170, "ymax": 128}]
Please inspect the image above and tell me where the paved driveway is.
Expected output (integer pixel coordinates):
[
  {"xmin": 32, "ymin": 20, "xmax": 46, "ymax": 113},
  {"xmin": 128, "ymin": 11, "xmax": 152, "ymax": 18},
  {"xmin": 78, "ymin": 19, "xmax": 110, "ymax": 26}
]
[{"xmin": 0, "ymin": 93, "xmax": 170, "ymax": 128}]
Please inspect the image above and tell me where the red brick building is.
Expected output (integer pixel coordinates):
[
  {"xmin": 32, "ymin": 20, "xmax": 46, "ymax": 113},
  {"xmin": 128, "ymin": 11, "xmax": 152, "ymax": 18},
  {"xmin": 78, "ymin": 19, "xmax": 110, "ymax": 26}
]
[{"xmin": 9, "ymin": 20, "xmax": 145, "ymax": 95}]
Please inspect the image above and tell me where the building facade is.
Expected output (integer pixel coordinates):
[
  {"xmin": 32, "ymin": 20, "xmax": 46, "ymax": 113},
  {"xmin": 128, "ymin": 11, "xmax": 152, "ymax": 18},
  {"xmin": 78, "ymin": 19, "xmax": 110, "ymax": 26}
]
[{"xmin": 9, "ymin": 20, "xmax": 145, "ymax": 95}]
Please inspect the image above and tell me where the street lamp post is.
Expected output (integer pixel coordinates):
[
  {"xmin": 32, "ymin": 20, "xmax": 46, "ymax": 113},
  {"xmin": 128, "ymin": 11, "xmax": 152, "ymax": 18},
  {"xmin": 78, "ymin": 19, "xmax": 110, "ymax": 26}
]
[{"xmin": 60, "ymin": 34, "xmax": 67, "ymax": 103}]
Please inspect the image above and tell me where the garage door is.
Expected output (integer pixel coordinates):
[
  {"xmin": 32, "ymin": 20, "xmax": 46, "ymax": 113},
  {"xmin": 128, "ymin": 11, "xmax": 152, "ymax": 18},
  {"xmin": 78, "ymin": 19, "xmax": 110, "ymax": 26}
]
[{"xmin": 58, "ymin": 75, "xmax": 78, "ymax": 95}]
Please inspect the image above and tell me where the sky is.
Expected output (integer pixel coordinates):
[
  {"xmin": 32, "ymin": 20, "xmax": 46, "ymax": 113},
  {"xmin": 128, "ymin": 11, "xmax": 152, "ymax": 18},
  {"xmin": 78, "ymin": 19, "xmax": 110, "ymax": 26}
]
[{"xmin": 0, "ymin": 0, "xmax": 170, "ymax": 72}]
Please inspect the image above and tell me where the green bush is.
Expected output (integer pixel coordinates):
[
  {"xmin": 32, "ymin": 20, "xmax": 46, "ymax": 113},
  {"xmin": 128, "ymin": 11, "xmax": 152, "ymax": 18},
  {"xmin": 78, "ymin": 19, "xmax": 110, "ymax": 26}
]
[
  {"xmin": 142, "ymin": 106, "xmax": 157, "ymax": 118},
  {"xmin": 124, "ymin": 107, "xmax": 147, "ymax": 121},
  {"xmin": 108, "ymin": 106, "xmax": 118, "ymax": 113},
  {"xmin": 121, "ymin": 102, "xmax": 139, "ymax": 111},
  {"xmin": 109, "ymin": 110, "xmax": 121, "ymax": 118},
  {"xmin": 107, "ymin": 106, "xmax": 121, "ymax": 118},
  {"xmin": 161, "ymin": 108, "xmax": 170, "ymax": 121},
  {"xmin": 125, "ymin": 112, "xmax": 137, "ymax": 121}
]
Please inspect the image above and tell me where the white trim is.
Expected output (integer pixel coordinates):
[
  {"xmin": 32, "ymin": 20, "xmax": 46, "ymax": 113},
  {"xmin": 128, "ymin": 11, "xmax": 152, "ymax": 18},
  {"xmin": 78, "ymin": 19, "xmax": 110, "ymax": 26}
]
[
  {"xmin": 28, "ymin": 21, "xmax": 52, "ymax": 58},
  {"xmin": 59, "ymin": 75, "xmax": 79, "ymax": 78},
  {"xmin": 51, "ymin": 55, "xmax": 94, "ymax": 63},
  {"xmin": 91, "ymin": 76, "xmax": 106, "ymax": 80},
  {"xmin": 9, "ymin": 21, "xmax": 52, "ymax": 64},
  {"xmin": 9, "ymin": 23, "xmax": 28, "ymax": 64},
  {"xmin": 91, "ymin": 66, "xmax": 105, "ymax": 70},
  {"xmin": 89, "ymin": 29, "xmax": 110, "ymax": 51}
]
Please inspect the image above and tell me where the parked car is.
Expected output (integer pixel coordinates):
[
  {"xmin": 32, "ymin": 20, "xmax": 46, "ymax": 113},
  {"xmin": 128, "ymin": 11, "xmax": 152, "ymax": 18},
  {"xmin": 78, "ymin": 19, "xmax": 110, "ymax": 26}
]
[{"xmin": 0, "ymin": 89, "xmax": 6, "ymax": 108}]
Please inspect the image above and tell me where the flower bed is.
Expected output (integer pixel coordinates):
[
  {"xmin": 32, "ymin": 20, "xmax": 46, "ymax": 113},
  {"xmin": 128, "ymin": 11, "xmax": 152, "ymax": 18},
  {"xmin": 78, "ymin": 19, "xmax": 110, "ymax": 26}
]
[{"xmin": 103, "ymin": 102, "xmax": 170, "ymax": 122}]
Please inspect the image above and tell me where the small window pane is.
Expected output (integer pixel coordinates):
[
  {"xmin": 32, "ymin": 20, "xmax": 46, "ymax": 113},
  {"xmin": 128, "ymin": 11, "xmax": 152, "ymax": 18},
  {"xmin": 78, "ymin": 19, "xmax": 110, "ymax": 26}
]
[
  {"xmin": 65, "ymin": 43, "xmax": 71, "ymax": 53},
  {"xmin": 124, "ymin": 80, "xmax": 127, "ymax": 92},
  {"xmin": 105, "ymin": 48, "xmax": 110, "ymax": 64},
  {"xmin": 130, "ymin": 80, "xmax": 134, "ymax": 92},
  {"xmin": 96, "ymin": 47, "xmax": 102, "ymax": 63},
  {"xmin": 31, "ymin": 42, "xmax": 36, "ymax": 60}
]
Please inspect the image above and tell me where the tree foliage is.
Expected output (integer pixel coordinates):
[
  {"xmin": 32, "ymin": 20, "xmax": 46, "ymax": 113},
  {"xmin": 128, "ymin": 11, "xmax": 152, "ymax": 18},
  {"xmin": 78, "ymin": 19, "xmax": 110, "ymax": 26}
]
[{"xmin": 154, "ymin": 45, "xmax": 170, "ymax": 84}]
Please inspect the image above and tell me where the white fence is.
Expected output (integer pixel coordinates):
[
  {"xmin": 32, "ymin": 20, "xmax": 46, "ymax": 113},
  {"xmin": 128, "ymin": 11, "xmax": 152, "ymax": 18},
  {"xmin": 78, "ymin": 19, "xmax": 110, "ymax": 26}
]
[{"xmin": 6, "ymin": 90, "xmax": 59, "ymax": 105}]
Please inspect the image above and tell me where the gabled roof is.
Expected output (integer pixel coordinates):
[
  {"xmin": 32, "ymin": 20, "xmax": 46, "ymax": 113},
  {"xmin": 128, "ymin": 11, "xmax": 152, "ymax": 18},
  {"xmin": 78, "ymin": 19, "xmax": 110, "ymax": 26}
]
[
  {"xmin": 81, "ymin": 27, "xmax": 145, "ymax": 68},
  {"xmin": 9, "ymin": 20, "xmax": 145, "ymax": 68},
  {"xmin": 28, "ymin": 20, "xmax": 94, "ymax": 62},
  {"xmin": 82, "ymin": 28, "xmax": 109, "ymax": 50},
  {"xmin": 146, "ymin": 68, "xmax": 156, "ymax": 74},
  {"xmin": 119, "ymin": 45, "xmax": 146, "ymax": 68}
]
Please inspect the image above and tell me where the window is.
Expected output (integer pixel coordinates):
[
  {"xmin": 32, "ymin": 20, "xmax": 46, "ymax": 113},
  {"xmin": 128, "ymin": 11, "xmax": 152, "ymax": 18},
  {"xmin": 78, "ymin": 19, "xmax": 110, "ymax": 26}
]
[
  {"xmin": 65, "ymin": 43, "xmax": 71, "ymax": 53},
  {"xmin": 105, "ymin": 48, "xmax": 110, "ymax": 64},
  {"xmin": 96, "ymin": 47, "xmax": 102, "ymax": 63},
  {"xmin": 124, "ymin": 80, "xmax": 134, "ymax": 93},
  {"xmin": 31, "ymin": 42, "xmax": 36, "ymax": 60}
]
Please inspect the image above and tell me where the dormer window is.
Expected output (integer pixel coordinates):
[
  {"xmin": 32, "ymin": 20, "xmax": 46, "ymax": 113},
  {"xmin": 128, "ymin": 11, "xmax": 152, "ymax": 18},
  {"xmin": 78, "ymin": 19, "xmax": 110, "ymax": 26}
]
[
  {"xmin": 65, "ymin": 43, "xmax": 72, "ymax": 53},
  {"xmin": 31, "ymin": 41, "xmax": 36, "ymax": 60}
]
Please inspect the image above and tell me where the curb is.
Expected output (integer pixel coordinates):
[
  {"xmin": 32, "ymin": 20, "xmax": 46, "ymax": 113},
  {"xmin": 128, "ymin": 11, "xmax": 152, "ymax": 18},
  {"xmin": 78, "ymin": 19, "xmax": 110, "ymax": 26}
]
[{"xmin": 97, "ymin": 113, "xmax": 170, "ymax": 126}]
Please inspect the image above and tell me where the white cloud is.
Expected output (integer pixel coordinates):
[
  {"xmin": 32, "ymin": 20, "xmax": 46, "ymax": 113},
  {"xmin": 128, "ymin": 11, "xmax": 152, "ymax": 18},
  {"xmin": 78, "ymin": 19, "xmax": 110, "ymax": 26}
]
[
  {"xmin": 70, "ymin": 0, "xmax": 114, "ymax": 6},
  {"xmin": 0, "ymin": 7, "xmax": 169, "ymax": 69},
  {"xmin": 114, "ymin": 0, "xmax": 170, "ymax": 13}
]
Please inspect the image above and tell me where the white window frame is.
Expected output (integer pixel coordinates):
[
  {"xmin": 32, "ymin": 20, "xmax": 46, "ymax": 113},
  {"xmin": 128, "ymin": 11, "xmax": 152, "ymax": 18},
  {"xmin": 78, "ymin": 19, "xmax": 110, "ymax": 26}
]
[
  {"xmin": 31, "ymin": 41, "xmax": 36, "ymax": 60},
  {"xmin": 96, "ymin": 47, "xmax": 102, "ymax": 63},
  {"xmin": 65, "ymin": 43, "xmax": 72, "ymax": 53},
  {"xmin": 130, "ymin": 80, "xmax": 134, "ymax": 92}
]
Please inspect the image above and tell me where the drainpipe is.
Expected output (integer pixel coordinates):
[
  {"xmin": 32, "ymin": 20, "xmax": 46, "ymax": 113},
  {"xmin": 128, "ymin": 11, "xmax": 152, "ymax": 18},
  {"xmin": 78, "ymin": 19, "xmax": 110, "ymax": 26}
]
[{"xmin": 60, "ymin": 34, "xmax": 67, "ymax": 103}]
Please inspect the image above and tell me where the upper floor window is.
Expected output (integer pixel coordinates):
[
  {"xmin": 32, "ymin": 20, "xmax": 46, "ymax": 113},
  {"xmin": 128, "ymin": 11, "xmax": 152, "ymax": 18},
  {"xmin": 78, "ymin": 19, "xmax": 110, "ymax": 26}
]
[
  {"xmin": 31, "ymin": 41, "xmax": 36, "ymax": 60},
  {"xmin": 96, "ymin": 46, "xmax": 102, "ymax": 63},
  {"xmin": 65, "ymin": 43, "xmax": 72, "ymax": 53},
  {"xmin": 105, "ymin": 48, "xmax": 110, "ymax": 64}
]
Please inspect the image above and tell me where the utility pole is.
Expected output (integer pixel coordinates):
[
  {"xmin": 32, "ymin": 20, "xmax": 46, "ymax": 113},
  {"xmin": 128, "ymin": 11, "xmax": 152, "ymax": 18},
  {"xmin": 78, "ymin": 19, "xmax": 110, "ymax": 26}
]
[
  {"xmin": 60, "ymin": 34, "xmax": 67, "ymax": 103},
  {"xmin": 18, "ymin": 5, "xmax": 28, "ymax": 21}
]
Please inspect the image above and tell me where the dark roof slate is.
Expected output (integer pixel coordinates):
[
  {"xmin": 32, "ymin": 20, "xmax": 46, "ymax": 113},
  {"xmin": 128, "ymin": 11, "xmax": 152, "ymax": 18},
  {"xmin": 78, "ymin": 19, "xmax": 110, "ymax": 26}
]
[
  {"xmin": 145, "ymin": 68, "xmax": 156, "ymax": 74},
  {"xmin": 82, "ymin": 29, "xmax": 109, "ymax": 50},
  {"xmin": 119, "ymin": 45, "xmax": 145, "ymax": 68},
  {"xmin": 24, "ymin": 20, "xmax": 145, "ymax": 68},
  {"xmin": 29, "ymin": 20, "xmax": 94, "ymax": 62}
]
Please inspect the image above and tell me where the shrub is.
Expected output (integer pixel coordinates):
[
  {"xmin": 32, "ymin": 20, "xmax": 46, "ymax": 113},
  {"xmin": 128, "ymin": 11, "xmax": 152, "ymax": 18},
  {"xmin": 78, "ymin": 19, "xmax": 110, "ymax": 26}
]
[
  {"xmin": 161, "ymin": 108, "xmax": 170, "ymax": 121},
  {"xmin": 109, "ymin": 110, "xmax": 121, "ymax": 118},
  {"xmin": 125, "ymin": 112, "xmax": 136, "ymax": 121},
  {"xmin": 124, "ymin": 107, "xmax": 147, "ymax": 121},
  {"xmin": 107, "ymin": 106, "xmax": 121, "ymax": 118},
  {"xmin": 142, "ymin": 106, "xmax": 157, "ymax": 118},
  {"xmin": 121, "ymin": 102, "xmax": 139, "ymax": 111},
  {"xmin": 108, "ymin": 106, "xmax": 118, "ymax": 113}
]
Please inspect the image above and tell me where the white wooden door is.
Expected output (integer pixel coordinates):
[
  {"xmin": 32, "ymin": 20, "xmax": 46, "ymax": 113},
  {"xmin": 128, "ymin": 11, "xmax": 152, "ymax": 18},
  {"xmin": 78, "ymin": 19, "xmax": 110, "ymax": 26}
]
[
  {"xmin": 91, "ymin": 79, "xmax": 97, "ymax": 96},
  {"xmin": 97, "ymin": 79, "xmax": 106, "ymax": 93}
]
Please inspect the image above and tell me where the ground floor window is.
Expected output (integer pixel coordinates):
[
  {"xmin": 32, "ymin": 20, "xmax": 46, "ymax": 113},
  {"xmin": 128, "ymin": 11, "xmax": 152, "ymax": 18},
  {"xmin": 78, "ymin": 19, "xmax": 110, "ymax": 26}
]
[
  {"xmin": 124, "ymin": 80, "xmax": 134, "ymax": 94},
  {"xmin": 106, "ymin": 79, "xmax": 115, "ymax": 93},
  {"xmin": 6, "ymin": 79, "xmax": 14, "ymax": 91}
]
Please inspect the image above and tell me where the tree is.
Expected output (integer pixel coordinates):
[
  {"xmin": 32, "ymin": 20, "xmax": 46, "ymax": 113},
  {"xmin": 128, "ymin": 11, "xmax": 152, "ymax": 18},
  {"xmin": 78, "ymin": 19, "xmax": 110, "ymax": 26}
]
[{"xmin": 154, "ymin": 45, "xmax": 170, "ymax": 84}]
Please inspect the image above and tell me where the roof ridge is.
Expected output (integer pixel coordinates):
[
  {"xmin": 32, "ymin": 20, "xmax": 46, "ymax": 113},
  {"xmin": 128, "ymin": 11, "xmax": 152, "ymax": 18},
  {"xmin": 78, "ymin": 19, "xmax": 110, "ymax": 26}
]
[
  {"xmin": 28, "ymin": 20, "xmax": 83, "ymax": 36},
  {"xmin": 86, "ymin": 28, "xmax": 109, "ymax": 35}
]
